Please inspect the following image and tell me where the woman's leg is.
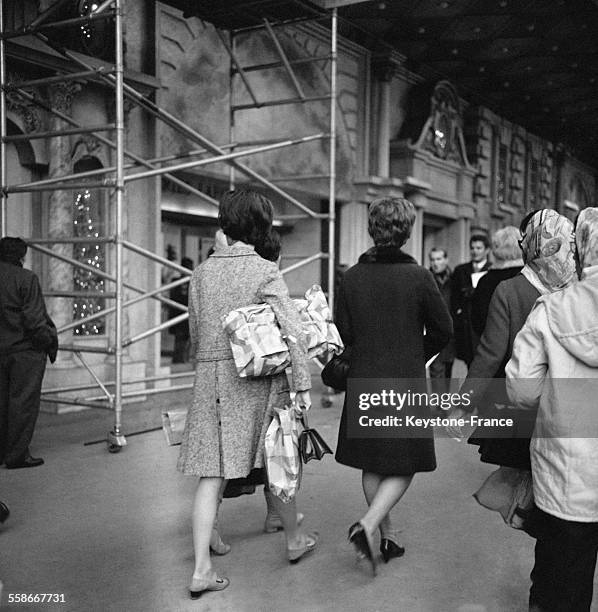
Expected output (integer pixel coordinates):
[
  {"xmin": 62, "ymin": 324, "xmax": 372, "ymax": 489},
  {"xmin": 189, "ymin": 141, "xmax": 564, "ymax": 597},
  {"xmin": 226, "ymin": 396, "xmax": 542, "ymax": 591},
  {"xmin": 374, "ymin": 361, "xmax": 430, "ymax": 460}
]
[
  {"xmin": 361, "ymin": 472, "xmax": 394, "ymax": 540},
  {"xmin": 210, "ymin": 479, "xmax": 231, "ymax": 555},
  {"xmin": 269, "ymin": 493, "xmax": 317, "ymax": 556},
  {"xmin": 359, "ymin": 472, "xmax": 413, "ymax": 537},
  {"xmin": 192, "ymin": 476, "xmax": 224, "ymax": 578}
]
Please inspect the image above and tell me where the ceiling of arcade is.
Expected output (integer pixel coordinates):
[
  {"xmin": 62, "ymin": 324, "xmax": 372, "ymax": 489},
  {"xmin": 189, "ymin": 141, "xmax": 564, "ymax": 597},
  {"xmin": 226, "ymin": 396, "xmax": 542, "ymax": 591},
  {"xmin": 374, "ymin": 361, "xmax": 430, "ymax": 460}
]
[{"xmin": 171, "ymin": 0, "xmax": 598, "ymax": 166}]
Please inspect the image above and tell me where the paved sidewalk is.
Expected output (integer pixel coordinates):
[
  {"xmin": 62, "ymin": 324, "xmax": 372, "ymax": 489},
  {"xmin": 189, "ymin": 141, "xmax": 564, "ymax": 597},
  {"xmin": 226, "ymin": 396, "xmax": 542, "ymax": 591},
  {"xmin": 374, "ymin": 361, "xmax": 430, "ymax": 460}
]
[{"xmin": 1, "ymin": 378, "xmax": 596, "ymax": 612}]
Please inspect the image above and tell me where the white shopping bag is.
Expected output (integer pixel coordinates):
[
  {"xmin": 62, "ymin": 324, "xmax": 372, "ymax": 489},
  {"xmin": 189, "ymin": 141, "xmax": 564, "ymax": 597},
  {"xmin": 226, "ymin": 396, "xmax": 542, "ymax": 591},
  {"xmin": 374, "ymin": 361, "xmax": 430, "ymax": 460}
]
[{"xmin": 264, "ymin": 407, "xmax": 302, "ymax": 503}]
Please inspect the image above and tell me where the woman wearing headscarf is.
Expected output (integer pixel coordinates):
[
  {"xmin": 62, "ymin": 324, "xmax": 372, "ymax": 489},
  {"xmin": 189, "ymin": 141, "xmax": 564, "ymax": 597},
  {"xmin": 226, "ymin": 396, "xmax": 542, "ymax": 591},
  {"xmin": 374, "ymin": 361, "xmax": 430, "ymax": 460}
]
[
  {"xmin": 335, "ymin": 197, "xmax": 452, "ymax": 574},
  {"xmin": 506, "ymin": 207, "xmax": 598, "ymax": 612},
  {"xmin": 448, "ymin": 209, "xmax": 577, "ymax": 526},
  {"xmin": 178, "ymin": 190, "xmax": 317, "ymax": 598}
]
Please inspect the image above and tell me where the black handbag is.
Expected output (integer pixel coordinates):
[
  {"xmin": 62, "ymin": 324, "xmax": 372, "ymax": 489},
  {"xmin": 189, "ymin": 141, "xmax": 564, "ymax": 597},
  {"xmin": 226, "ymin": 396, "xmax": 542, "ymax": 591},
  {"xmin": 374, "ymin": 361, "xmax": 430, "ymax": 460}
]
[
  {"xmin": 320, "ymin": 348, "xmax": 350, "ymax": 391},
  {"xmin": 298, "ymin": 412, "xmax": 332, "ymax": 463}
]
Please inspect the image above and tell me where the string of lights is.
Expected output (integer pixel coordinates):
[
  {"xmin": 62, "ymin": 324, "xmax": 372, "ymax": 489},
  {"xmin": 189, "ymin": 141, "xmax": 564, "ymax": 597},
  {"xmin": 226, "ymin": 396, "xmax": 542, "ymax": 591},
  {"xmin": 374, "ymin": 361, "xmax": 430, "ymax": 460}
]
[{"xmin": 73, "ymin": 188, "xmax": 105, "ymax": 335}]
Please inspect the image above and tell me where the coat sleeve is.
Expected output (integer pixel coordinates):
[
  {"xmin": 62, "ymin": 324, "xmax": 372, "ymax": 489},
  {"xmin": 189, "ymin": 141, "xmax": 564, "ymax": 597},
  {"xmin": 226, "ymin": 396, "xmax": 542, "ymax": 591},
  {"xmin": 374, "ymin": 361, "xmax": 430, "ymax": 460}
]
[
  {"xmin": 334, "ymin": 276, "xmax": 353, "ymax": 347},
  {"xmin": 258, "ymin": 269, "xmax": 311, "ymax": 392},
  {"xmin": 421, "ymin": 269, "xmax": 453, "ymax": 362},
  {"xmin": 460, "ymin": 283, "xmax": 511, "ymax": 412},
  {"xmin": 505, "ymin": 302, "xmax": 548, "ymax": 410},
  {"xmin": 22, "ymin": 273, "xmax": 57, "ymax": 359}
]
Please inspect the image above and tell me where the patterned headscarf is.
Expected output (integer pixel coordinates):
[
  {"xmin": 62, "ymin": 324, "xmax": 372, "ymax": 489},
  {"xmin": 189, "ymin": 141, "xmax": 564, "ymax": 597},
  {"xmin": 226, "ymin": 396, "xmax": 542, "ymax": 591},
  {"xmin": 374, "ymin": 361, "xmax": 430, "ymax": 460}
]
[
  {"xmin": 520, "ymin": 209, "xmax": 576, "ymax": 294},
  {"xmin": 575, "ymin": 207, "xmax": 598, "ymax": 271}
]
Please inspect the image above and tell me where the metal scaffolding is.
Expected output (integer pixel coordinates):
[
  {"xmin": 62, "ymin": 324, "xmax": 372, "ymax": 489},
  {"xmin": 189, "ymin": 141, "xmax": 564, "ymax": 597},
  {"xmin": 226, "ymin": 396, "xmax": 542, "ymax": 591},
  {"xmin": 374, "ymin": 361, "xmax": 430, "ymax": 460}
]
[{"xmin": 0, "ymin": 0, "xmax": 337, "ymax": 451}]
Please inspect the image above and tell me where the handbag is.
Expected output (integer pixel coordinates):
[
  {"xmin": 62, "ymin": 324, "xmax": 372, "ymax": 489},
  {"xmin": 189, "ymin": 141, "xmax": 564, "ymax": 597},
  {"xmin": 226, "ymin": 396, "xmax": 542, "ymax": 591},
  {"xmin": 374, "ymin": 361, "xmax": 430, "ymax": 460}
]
[
  {"xmin": 321, "ymin": 347, "xmax": 351, "ymax": 391},
  {"xmin": 298, "ymin": 412, "xmax": 332, "ymax": 463},
  {"xmin": 264, "ymin": 407, "xmax": 302, "ymax": 503},
  {"xmin": 473, "ymin": 467, "xmax": 534, "ymax": 530},
  {"xmin": 222, "ymin": 284, "xmax": 344, "ymax": 378},
  {"xmin": 161, "ymin": 408, "xmax": 188, "ymax": 446}
]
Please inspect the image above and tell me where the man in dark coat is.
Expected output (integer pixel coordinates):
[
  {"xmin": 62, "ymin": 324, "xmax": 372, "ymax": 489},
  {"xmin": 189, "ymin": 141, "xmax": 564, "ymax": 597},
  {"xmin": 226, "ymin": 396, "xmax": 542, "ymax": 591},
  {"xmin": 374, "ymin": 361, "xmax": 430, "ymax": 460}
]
[
  {"xmin": 428, "ymin": 247, "xmax": 455, "ymax": 392},
  {"xmin": 0, "ymin": 237, "xmax": 57, "ymax": 469},
  {"xmin": 450, "ymin": 234, "xmax": 491, "ymax": 367}
]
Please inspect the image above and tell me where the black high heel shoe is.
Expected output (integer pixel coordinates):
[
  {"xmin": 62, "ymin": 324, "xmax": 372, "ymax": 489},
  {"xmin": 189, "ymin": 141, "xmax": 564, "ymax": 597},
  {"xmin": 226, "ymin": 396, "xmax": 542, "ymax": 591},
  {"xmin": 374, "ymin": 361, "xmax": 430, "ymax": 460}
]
[
  {"xmin": 348, "ymin": 522, "xmax": 377, "ymax": 576},
  {"xmin": 380, "ymin": 538, "xmax": 405, "ymax": 563}
]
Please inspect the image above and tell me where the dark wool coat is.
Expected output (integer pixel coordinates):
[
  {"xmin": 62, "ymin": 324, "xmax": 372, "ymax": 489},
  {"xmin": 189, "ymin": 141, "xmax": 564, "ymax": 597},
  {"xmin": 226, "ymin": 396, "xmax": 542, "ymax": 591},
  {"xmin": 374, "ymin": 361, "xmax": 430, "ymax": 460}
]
[
  {"xmin": 335, "ymin": 246, "xmax": 453, "ymax": 475},
  {"xmin": 451, "ymin": 260, "xmax": 491, "ymax": 365},
  {"xmin": 463, "ymin": 273, "xmax": 540, "ymax": 469},
  {"xmin": 470, "ymin": 266, "xmax": 523, "ymax": 337},
  {"xmin": 430, "ymin": 268, "xmax": 455, "ymax": 363}
]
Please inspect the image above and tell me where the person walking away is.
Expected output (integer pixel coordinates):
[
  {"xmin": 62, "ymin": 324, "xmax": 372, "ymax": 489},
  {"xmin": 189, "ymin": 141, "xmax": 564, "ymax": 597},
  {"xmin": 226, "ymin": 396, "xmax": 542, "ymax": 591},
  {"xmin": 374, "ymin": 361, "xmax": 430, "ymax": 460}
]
[
  {"xmin": 451, "ymin": 234, "xmax": 491, "ymax": 367},
  {"xmin": 506, "ymin": 207, "xmax": 598, "ymax": 612},
  {"xmin": 177, "ymin": 190, "xmax": 317, "ymax": 598},
  {"xmin": 335, "ymin": 197, "xmax": 452, "ymax": 574},
  {"xmin": 470, "ymin": 226, "xmax": 523, "ymax": 338},
  {"xmin": 428, "ymin": 247, "xmax": 455, "ymax": 394},
  {"xmin": 448, "ymin": 211, "xmax": 576, "ymax": 530},
  {"xmin": 0, "ymin": 237, "xmax": 57, "ymax": 469}
]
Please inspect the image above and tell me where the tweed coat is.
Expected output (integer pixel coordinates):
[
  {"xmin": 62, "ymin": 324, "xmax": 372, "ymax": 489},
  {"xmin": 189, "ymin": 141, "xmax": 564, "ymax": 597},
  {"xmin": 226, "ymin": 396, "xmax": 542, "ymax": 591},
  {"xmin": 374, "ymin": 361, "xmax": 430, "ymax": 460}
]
[
  {"xmin": 334, "ymin": 246, "xmax": 453, "ymax": 475},
  {"xmin": 177, "ymin": 241, "xmax": 311, "ymax": 478}
]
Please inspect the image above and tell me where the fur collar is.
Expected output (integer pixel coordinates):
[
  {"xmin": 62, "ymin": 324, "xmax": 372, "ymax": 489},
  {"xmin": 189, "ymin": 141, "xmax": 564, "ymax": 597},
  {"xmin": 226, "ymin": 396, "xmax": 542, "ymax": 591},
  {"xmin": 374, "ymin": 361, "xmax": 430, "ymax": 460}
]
[{"xmin": 358, "ymin": 246, "xmax": 417, "ymax": 264}]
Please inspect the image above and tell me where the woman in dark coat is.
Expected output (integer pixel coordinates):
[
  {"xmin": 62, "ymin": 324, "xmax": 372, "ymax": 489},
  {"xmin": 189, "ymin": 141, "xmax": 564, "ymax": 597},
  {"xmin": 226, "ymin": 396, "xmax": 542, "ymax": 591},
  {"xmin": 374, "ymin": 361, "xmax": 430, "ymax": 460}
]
[
  {"xmin": 470, "ymin": 226, "xmax": 523, "ymax": 338},
  {"xmin": 335, "ymin": 197, "xmax": 453, "ymax": 573}
]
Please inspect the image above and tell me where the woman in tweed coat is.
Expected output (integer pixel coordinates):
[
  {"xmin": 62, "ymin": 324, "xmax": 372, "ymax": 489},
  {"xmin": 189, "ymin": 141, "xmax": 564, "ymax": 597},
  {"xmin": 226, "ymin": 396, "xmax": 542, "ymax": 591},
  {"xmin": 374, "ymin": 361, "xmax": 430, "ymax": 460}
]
[{"xmin": 178, "ymin": 190, "xmax": 317, "ymax": 597}]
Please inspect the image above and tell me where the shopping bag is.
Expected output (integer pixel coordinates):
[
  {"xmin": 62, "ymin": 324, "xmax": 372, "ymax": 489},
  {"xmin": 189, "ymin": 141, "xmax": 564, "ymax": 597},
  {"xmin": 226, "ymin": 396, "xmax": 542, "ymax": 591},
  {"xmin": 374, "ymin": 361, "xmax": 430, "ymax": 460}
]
[
  {"xmin": 298, "ymin": 412, "xmax": 332, "ymax": 463},
  {"xmin": 264, "ymin": 407, "xmax": 302, "ymax": 503},
  {"xmin": 161, "ymin": 408, "xmax": 187, "ymax": 446},
  {"xmin": 221, "ymin": 284, "xmax": 343, "ymax": 378},
  {"xmin": 473, "ymin": 467, "xmax": 534, "ymax": 530}
]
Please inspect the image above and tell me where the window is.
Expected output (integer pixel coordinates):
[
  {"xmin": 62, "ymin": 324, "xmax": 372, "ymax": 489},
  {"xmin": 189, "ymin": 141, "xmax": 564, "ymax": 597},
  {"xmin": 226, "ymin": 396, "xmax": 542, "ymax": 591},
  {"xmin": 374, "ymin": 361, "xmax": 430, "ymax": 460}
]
[
  {"xmin": 529, "ymin": 157, "xmax": 539, "ymax": 209},
  {"xmin": 496, "ymin": 143, "xmax": 508, "ymax": 208},
  {"xmin": 72, "ymin": 158, "xmax": 107, "ymax": 335}
]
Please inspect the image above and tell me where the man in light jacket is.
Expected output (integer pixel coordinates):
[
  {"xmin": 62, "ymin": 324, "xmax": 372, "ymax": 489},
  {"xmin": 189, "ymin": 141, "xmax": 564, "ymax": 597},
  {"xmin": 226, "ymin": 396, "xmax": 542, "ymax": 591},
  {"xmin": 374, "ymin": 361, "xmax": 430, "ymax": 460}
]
[{"xmin": 506, "ymin": 207, "xmax": 598, "ymax": 612}]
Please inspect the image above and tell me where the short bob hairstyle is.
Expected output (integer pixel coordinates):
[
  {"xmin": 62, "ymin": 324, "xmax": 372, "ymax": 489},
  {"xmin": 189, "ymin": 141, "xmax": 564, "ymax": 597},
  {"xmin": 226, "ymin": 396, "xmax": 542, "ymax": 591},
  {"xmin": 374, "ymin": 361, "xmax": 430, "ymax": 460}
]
[
  {"xmin": 491, "ymin": 226, "xmax": 521, "ymax": 262},
  {"xmin": 218, "ymin": 189, "xmax": 274, "ymax": 246},
  {"xmin": 368, "ymin": 197, "xmax": 416, "ymax": 247}
]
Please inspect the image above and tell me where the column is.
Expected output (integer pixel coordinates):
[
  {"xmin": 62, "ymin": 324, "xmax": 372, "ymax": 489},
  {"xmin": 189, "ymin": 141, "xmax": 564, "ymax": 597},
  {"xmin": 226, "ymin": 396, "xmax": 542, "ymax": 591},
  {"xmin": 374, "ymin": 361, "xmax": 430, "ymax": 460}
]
[
  {"xmin": 371, "ymin": 52, "xmax": 404, "ymax": 178},
  {"xmin": 339, "ymin": 201, "xmax": 371, "ymax": 266}
]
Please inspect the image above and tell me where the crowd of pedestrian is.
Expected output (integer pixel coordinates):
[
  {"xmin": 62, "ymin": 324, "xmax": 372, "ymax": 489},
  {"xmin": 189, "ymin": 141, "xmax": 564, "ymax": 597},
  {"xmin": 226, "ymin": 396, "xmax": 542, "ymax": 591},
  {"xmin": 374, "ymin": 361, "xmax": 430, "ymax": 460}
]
[{"xmin": 2, "ymin": 188, "xmax": 596, "ymax": 611}]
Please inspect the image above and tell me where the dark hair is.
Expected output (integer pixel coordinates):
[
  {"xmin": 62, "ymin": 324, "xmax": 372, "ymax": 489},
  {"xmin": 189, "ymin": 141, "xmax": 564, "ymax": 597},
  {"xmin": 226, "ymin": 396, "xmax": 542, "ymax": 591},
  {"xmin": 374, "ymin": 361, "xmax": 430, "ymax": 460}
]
[
  {"xmin": 368, "ymin": 197, "xmax": 416, "ymax": 247},
  {"xmin": 181, "ymin": 257, "xmax": 194, "ymax": 270},
  {"xmin": 0, "ymin": 237, "xmax": 27, "ymax": 265},
  {"xmin": 255, "ymin": 229, "xmax": 281, "ymax": 263},
  {"xmin": 469, "ymin": 234, "xmax": 490, "ymax": 249},
  {"xmin": 218, "ymin": 189, "xmax": 274, "ymax": 247}
]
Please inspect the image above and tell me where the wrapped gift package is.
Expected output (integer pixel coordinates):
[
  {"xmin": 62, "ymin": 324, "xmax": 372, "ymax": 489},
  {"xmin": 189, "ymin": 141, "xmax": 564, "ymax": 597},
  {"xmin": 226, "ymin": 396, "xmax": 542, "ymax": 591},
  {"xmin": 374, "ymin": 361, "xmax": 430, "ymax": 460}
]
[{"xmin": 221, "ymin": 284, "xmax": 343, "ymax": 378}]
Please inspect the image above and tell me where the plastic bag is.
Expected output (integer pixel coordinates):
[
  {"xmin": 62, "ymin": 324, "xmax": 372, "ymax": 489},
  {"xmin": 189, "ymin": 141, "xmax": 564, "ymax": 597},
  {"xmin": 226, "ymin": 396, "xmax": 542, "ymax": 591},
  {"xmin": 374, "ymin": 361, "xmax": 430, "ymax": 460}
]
[{"xmin": 264, "ymin": 407, "xmax": 302, "ymax": 503}]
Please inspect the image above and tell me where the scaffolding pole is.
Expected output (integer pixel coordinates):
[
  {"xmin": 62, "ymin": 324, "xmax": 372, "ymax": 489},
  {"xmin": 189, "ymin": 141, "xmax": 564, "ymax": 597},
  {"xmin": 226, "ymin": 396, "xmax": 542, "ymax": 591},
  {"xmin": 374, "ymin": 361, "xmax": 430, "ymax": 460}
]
[
  {"xmin": 0, "ymin": 1, "xmax": 6, "ymax": 236},
  {"xmin": 109, "ymin": 0, "xmax": 126, "ymax": 451},
  {"xmin": 328, "ymin": 8, "xmax": 337, "ymax": 313},
  {"xmin": 1, "ymin": 0, "xmax": 338, "ymax": 440}
]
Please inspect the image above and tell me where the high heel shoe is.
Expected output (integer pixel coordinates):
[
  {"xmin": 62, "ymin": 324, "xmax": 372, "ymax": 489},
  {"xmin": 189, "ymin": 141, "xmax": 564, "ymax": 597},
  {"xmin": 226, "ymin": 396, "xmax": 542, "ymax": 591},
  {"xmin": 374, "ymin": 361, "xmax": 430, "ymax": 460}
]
[
  {"xmin": 209, "ymin": 528, "xmax": 231, "ymax": 556},
  {"xmin": 287, "ymin": 531, "xmax": 319, "ymax": 564},
  {"xmin": 380, "ymin": 538, "xmax": 405, "ymax": 563},
  {"xmin": 348, "ymin": 522, "xmax": 376, "ymax": 576},
  {"xmin": 189, "ymin": 574, "xmax": 230, "ymax": 599}
]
